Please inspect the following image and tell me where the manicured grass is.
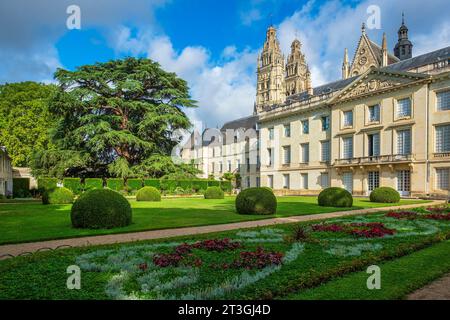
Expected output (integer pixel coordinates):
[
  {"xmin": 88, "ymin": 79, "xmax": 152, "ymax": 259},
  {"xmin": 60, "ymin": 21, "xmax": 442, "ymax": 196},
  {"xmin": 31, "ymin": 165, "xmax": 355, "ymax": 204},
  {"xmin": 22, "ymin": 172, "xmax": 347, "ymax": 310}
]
[
  {"xmin": 286, "ymin": 240, "xmax": 450, "ymax": 300},
  {"xmin": 0, "ymin": 196, "xmax": 426, "ymax": 245},
  {"xmin": 0, "ymin": 209, "xmax": 448, "ymax": 300}
]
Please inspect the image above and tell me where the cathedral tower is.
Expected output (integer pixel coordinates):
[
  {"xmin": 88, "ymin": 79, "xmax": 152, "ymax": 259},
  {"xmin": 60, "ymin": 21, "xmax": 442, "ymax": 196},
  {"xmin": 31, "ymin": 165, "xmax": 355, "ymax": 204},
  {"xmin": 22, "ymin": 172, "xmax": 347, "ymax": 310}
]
[
  {"xmin": 394, "ymin": 13, "xmax": 413, "ymax": 61},
  {"xmin": 285, "ymin": 39, "xmax": 309, "ymax": 96},
  {"xmin": 256, "ymin": 26, "xmax": 285, "ymax": 112}
]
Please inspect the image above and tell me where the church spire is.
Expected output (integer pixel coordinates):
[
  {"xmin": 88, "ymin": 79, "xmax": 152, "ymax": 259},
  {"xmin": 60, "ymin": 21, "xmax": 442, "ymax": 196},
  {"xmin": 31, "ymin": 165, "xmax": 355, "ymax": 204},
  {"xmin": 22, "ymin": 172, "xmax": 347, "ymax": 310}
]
[
  {"xmin": 285, "ymin": 36, "xmax": 309, "ymax": 96},
  {"xmin": 394, "ymin": 13, "xmax": 413, "ymax": 60}
]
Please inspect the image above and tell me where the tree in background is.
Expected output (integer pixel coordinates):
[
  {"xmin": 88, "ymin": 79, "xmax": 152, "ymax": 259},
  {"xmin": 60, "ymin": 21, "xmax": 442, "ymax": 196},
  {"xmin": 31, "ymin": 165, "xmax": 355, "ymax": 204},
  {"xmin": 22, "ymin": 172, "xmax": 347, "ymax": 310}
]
[
  {"xmin": 32, "ymin": 58, "xmax": 199, "ymax": 179},
  {"xmin": 0, "ymin": 82, "xmax": 55, "ymax": 167}
]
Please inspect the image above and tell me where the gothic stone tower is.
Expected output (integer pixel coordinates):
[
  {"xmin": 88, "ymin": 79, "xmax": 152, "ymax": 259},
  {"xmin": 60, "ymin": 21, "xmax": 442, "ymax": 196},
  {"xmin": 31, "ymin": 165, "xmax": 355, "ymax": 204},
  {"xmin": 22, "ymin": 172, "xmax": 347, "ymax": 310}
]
[
  {"xmin": 256, "ymin": 26, "xmax": 285, "ymax": 111},
  {"xmin": 285, "ymin": 39, "xmax": 310, "ymax": 96}
]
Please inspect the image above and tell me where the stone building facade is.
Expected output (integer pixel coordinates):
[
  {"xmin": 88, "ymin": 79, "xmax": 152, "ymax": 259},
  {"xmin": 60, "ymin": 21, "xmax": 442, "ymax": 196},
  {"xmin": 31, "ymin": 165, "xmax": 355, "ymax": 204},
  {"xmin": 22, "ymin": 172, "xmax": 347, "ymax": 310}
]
[
  {"xmin": 0, "ymin": 147, "xmax": 13, "ymax": 197},
  {"xmin": 182, "ymin": 18, "xmax": 450, "ymax": 198}
]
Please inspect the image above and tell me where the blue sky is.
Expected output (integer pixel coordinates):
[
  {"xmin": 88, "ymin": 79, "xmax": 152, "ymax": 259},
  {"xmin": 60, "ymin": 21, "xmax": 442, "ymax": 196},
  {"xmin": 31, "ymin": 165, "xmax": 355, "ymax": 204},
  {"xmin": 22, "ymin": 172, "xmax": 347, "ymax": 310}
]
[{"xmin": 0, "ymin": 0, "xmax": 449, "ymax": 127}]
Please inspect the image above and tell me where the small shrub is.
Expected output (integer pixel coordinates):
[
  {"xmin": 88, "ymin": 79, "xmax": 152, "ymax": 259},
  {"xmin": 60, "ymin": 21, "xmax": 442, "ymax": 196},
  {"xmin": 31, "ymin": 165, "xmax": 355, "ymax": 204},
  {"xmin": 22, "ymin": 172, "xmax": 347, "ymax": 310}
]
[
  {"xmin": 235, "ymin": 187, "xmax": 277, "ymax": 215},
  {"xmin": 136, "ymin": 186, "xmax": 161, "ymax": 202},
  {"xmin": 318, "ymin": 187, "xmax": 353, "ymax": 207},
  {"xmin": 37, "ymin": 178, "xmax": 58, "ymax": 191},
  {"xmin": 370, "ymin": 187, "xmax": 400, "ymax": 203},
  {"xmin": 71, "ymin": 189, "xmax": 132, "ymax": 229},
  {"xmin": 204, "ymin": 186, "xmax": 224, "ymax": 199},
  {"xmin": 42, "ymin": 187, "xmax": 74, "ymax": 205},
  {"xmin": 192, "ymin": 183, "xmax": 201, "ymax": 193}
]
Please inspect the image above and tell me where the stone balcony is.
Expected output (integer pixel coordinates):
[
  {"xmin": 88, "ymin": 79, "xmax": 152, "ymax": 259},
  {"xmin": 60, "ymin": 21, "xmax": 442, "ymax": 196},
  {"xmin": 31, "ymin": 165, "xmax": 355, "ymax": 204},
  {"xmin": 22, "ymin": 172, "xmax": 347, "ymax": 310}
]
[{"xmin": 334, "ymin": 154, "xmax": 414, "ymax": 166}]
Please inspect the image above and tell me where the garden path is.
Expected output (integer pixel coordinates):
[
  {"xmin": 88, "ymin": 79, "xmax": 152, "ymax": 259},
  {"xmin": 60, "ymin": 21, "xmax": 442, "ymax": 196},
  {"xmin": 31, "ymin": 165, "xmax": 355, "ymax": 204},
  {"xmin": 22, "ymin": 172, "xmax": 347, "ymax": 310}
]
[
  {"xmin": 407, "ymin": 273, "xmax": 450, "ymax": 300},
  {"xmin": 0, "ymin": 200, "xmax": 443, "ymax": 260}
]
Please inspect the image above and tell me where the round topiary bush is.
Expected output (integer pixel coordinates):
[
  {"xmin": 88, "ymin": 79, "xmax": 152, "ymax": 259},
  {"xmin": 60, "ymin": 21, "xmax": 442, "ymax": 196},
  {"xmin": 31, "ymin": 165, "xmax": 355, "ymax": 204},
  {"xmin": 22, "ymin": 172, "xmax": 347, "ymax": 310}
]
[
  {"xmin": 136, "ymin": 186, "xmax": 161, "ymax": 202},
  {"xmin": 71, "ymin": 189, "xmax": 132, "ymax": 229},
  {"xmin": 370, "ymin": 187, "xmax": 400, "ymax": 203},
  {"xmin": 318, "ymin": 187, "xmax": 353, "ymax": 207},
  {"xmin": 204, "ymin": 186, "xmax": 224, "ymax": 199},
  {"xmin": 235, "ymin": 187, "xmax": 277, "ymax": 215},
  {"xmin": 42, "ymin": 187, "xmax": 74, "ymax": 205}
]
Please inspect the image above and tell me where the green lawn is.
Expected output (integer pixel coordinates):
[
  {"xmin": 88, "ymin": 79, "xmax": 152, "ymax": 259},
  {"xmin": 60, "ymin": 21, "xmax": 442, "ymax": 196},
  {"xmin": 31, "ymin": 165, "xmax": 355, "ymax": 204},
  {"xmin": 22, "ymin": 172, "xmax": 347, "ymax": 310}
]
[
  {"xmin": 0, "ymin": 196, "xmax": 426, "ymax": 245},
  {"xmin": 286, "ymin": 239, "xmax": 450, "ymax": 300},
  {"xmin": 0, "ymin": 209, "xmax": 448, "ymax": 300}
]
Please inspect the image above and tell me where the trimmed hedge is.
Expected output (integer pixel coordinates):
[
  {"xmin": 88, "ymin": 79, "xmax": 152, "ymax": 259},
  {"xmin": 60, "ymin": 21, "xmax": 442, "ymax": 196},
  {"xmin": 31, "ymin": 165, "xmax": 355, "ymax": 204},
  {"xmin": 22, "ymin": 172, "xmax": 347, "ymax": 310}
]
[
  {"xmin": 13, "ymin": 178, "xmax": 30, "ymax": 198},
  {"xmin": 235, "ymin": 187, "xmax": 277, "ymax": 215},
  {"xmin": 208, "ymin": 180, "xmax": 220, "ymax": 187},
  {"xmin": 71, "ymin": 189, "xmax": 132, "ymax": 229},
  {"xmin": 37, "ymin": 178, "xmax": 58, "ymax": 191},
  {"xmin": 143, "ymin": 179, "xmax": 160, "ymax": 189},
  {"xmin": 370, "ymin": 187, "xmax": 400, "ymax": 203},
  {"xmin": 136, "ymin": 186, "xmax": 161, "ymax": 202},
  {"xmin": 204, "ymin": 186, "xmax": 224, "ymax": 199},
  {"xmin": 127, "ymin": 179, "xmax": 143, "ymax": 192},
  {"xmin": 220, "ymin": 181, "xmax": 232, "ymax": 192},
  {"xmin": 63, "ymin": 178, "xmax": 83, "ymax": 195},
  {"xmin": 318, "ymin": 187, "xmax": 353, "ymax": 207},
  {"xmin": 107, "ymin": 178, "xmax": 125, "ymax": 192},
  {"xmin": 84, "ymin": 178, "xmax": 103, "ymax": 190},
  {"xmin": 42, "ymin": 187, "xmax": 74, "ymax": 205}
]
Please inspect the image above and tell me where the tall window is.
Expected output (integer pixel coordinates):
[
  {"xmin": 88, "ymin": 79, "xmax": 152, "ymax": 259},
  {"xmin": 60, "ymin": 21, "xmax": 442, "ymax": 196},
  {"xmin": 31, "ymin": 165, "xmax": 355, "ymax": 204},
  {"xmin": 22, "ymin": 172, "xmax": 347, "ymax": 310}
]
[
  {"xmin": 396, "ymin": 98, "xmax": 411, "ymax": 118},
  {"xmin": 283, "ymin": 146, "xmax": 291, "ymax": 164},
  {"xmin": 368, "ymin": 133, "xmax": 380, "ymax": 156},
  {"xmin": 236, "ymin": 159, "xmax": 241, "ymax": 171},
  {"xmin": 268, "ymin": 175, "xmax": 274, "ymax": 188},
  {"xmin": 269, "ymin": 127, "xmax": 274, "ymax": 140},
  {"xmin": 368, "ymin": 104, "xmax": 380, "ymax": 122},
  {"xmin": 321, "ymin": 116, "xmax": 330, "ymax": 131},
  {"xmin": 397, "ymin": 129, "xmax": 411, "ymax": 155},
  {"xmin": 368, "ymin": 171, "xmax": 380, "ymax": 192},
  {"xmin": 219, "ymin": 162, "xmax": 223, "ymax": 173},
  {"xmin": 246, "ymin": 158, "xmax": 250, "ymax": 172},
  {"xmin": 302, "ymin": 120, "xmax": 309, "ymax": 134},
  {"xmin": 342, "ymin": 172, "xmax": 353, "ymax": 193},
  {"xmin": 284, "ymin": 124, "xmax": 291, "ymax": 137},
  {"xmin": 227, "ymin": 160, "xmax": 231, "ymax": 172},
  {"xmin": 436, "ymin": 168, "xmax": 450, "ymax": 190},
  {"xmin": 256, "ymin": 177, "xmax": 260, "ymax": 188},
  {"xmin": 436, "ymin": 124, "xmax": 450, "ymax": 153},
  {"xmin": 397, "ymin": 170, "xmax": 411, "ymax": 195},
  {"xmin": 342, "ymin": 136, "xmax": 353, "ymax": 159},
  {"xmin": 246, "ymin": 176, "xmax": 251, "ymax": 188},
  {"xmin": 437, "ymin": 90, "xmax": 450, "ymax": 111},
  {"xmin": 283, "ymin": 174, "xmax": 290, "ymax": 189},
  {"xmin": 321, "ymin": 140, "xmax": 330, "ymax": 162},
  {"xmin": 211, "ymin": 162, "xmax": 215, "ymax": 174},
  {"xmin": 343, "ymin": 110, "xmax": 353, "ymax": 127},
  {"xmin": 320, "ymin": 173, "xmax": 329, "ymax": 188},
  {"xmin": 267, "ymin": 148, "xmax": 273, "ymax": 167},
  {"xmin": 301, "ymin": 173, "xmax": 308, "ymax": 189},
  {"xmin": 301, "ymin": 143, "xmax": 309, "ymax": 163}
]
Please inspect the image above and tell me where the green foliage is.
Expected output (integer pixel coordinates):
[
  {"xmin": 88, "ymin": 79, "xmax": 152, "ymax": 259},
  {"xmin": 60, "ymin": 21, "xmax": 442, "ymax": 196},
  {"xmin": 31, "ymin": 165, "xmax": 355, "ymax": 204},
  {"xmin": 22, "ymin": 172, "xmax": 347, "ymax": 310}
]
[
  {"xmin": 33, "ymin": 58, "xmax": 197, "ymax": 178},
  {"xmin": 207, "ymin": 180, "xmax": 220, "ymax": 187},
  {"xmin": 127, "ymin": 179, "xmax": 143, "ymax": 192},
  {"xmin": 204, "ymin": 186, "xmax": 224, "ymax": 199},
  {"xmin": 193, "ymin": 179, "xmax": 208, "ymax": 191},
  {"xmin": 37, "ymin": 178, "xmax": 58, "ymax": 191},
  {"xmin": 318, "ymin": 187, "xmax": 353, "ymax": 207},
  {"xmin": 84, "ymin": 178, "xmax": 103, "ymax": 191},
  {"xmin": 235, "ymin": 187, "xmax": 277, "ymax": 215},
  {"xmin": 12, "ymin": 178, "xmax": 30, "ymax": 198},
  {"xmin": 177, "ymin": 180, "xmax": 192, "ymax": 191},
  {"xmin": 143, "ymin": 179, "xmax": 160, "ymax": 189},
  {"xmin": 42, "ymin": 187, "xmax": 74, "ymax": 205},
  {"xmin": 136, "ymin": 186, "xmax": 161, "ymax": 202},
  {"xmin": 106, "ymin": 178, "xmax": 125, "ymax": 192},
  {"xmin": 0, "ymin": 82, "xmax": 55, "ymax": 167},
  {"xmin": 370, "ymin": 187, "xmax": 400, "ymax": 203},
  {"xmin": 71, "ymin": 189, "xmax": 132, "ymax": 229},
  {"xmin": 220, "ymin": 181, "xmax": 232, "ymax": 192},
  {"xmin": 63, "ymin": 178, "xmax": 83, "ymax": 195}
]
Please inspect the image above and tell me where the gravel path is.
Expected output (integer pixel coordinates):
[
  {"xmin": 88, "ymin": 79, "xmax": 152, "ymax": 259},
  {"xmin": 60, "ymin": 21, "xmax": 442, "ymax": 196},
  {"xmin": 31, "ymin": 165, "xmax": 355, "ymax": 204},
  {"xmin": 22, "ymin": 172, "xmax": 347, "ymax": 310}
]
[
  {"xmin": 0, "ymin": 200, "xmax": 442, "ymax": 260},
  {"xmin": 407, "ymin": 273, "xmax": 450, "ymax": 300}
]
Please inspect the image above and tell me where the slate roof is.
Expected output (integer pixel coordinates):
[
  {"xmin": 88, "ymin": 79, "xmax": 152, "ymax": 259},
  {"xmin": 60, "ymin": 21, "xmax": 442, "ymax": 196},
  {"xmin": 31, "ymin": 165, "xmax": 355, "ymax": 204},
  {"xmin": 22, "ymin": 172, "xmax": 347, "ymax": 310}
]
[
  {"xmin": 221, "ymin": 115, "xmax": 258, "ymax": 131},
  {"xmin": 382, "ymin": 46, "xmax": 450, "ymax": 72}
]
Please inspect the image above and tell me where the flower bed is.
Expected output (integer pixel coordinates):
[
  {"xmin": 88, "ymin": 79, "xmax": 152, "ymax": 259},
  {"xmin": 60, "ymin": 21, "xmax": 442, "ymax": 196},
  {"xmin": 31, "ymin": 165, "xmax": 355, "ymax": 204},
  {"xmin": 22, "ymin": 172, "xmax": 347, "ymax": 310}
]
[
  {"xmin": 311, "ymin": 222, "xmax": 395, "ymax": 238},
  {"xmin": 385, "ymin": 211, "xmax": 418, "ymax": 220}
]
